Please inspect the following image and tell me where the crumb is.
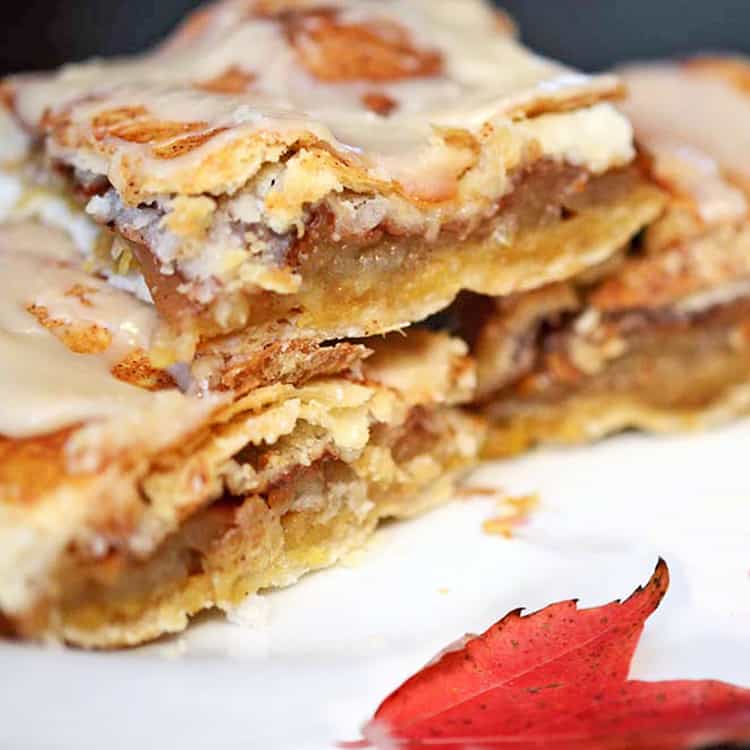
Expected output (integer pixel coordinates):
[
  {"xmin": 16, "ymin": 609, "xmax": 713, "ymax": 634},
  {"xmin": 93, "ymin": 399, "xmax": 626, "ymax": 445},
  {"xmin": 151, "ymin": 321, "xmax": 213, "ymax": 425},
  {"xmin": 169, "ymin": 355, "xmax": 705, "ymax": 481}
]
[
  {"xmin": 503, "ymin": 492, "xmax": 540, "ymax": 514},
  {"xmin": 482, "ymin": 518, "xmax": 515, "ymax": 538},
  {"xmin": 457, "ymin": 484, "xmax": 505, "ymax": 499},
  {"xmin": 482, "ymin": 492, "xmax": 540, "ymax": 538},
  {"xmin": 438, "ymin": 587, "xmax": 450, "ymax": 595}
]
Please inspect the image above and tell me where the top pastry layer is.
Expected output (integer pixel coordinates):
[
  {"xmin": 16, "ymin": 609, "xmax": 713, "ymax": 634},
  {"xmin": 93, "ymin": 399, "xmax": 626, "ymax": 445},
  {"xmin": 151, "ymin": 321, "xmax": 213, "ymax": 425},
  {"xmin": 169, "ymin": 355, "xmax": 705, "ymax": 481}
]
[
  {"xmin": 0, "ymin": 0, "xmax": 643, "ymax": 348},
  {"xmin": 0, "ymin": 219, "xmax": 480, "ymax": 629},
  {"xmin": 3, "ymin": 0, "xmax": 630, "ymax": 210}
]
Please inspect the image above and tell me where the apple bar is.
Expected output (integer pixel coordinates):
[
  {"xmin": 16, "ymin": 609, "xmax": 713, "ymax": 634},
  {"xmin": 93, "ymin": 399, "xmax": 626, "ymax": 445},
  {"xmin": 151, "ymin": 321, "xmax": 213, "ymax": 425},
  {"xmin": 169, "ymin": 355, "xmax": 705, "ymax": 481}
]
[
  {"xmin": 463, "ymin": 58, "xmax": 750, "ymax": 454},
  {"xmin": 0, "ymin": 0, "xmax": 661, "ymax": 362},
  {"xmin": 0, "ymin": 222, "xmax": 483, "ymax": 648}
]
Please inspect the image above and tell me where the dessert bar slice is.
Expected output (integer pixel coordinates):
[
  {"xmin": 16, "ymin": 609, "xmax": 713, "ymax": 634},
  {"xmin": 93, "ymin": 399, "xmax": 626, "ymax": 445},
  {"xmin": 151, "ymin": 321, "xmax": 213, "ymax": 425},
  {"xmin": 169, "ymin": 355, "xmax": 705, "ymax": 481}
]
[
  {"xmin": 0, "ymin": 222, "xmax": 482, "ymax": 647},
  {"xmin": 463, "ymin": 58, "xmax": 750, "ymax": 454},
  {"xmin": 0, "ymin": 0, "xmax": 660, "ymax": 360}
]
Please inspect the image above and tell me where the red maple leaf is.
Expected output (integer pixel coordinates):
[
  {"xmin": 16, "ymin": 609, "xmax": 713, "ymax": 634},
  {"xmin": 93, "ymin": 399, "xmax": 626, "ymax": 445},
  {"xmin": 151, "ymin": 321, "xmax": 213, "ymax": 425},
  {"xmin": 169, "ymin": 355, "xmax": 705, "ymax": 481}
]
[{"xmin": 343, "ymin": 560, "xmax": 750, "ymax": 749}]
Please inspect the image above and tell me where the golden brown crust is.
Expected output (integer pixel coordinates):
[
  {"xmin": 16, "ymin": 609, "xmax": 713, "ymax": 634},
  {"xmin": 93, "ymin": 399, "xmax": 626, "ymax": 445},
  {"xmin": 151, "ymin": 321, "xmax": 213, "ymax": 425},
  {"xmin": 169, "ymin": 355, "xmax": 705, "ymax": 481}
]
[
  {"xmin": 282, "ymin": 9, "xmax": 444, "ymax": 82},
  {"xmin": 91, "ymin": 105, "xmax": 206, "ymax": 144},
  {"xmin": 111, "ymin": 352, "xmax": 178, "ymax": 391},
  {"xmin": 0, "ymin": 324, "xmax": 482, "ymax": 646},
  {"xmin": 28, "ymin": 304, "xmax": 113, "ymax": 355},
  {"xmin": 4, "ymin": 0, "xmax": 630, "ymax": 207},
  {"xmin": 361, "ymin": 91, "xmax": 399, "ymax": 116},
  {"xmin": 194, "ymin": 336, "xmax": 369, "ymax": 394},
  {"xmin": 19, "ymin": 404, "xmax": 482, "ymax": 648},
  {"xmin": 195, "ymin": 66, "xmax": 258, "ymax": 95},
  {"xmin": 0, "ymin": 430, "xmax": 77, "ymax": 507},
  {"xmin": 484, "ymin": 383, "xmax": 750, "ymax": 459},
  {"xmin": 590, "ymin": 224, "xmax": 750, "ymax": 312},
  {"xmin": 473, "ymin": 268, "xmax": 750, "ymax": 453}
]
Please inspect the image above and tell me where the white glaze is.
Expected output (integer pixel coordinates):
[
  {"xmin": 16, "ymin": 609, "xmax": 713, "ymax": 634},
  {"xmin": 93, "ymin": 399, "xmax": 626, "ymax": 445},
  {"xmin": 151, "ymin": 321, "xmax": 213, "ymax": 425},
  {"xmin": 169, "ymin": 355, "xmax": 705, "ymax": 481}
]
[
  {"xmin": 621, "ymin": 63, "xmax": 750, "ymax": 224},
  {"xmin": 9, "ymin": 0, "xmax": 632, "ymax": 200},
  {"xmin": 0, "ymin": 222, "xmax": 176, "ymax": 438}
]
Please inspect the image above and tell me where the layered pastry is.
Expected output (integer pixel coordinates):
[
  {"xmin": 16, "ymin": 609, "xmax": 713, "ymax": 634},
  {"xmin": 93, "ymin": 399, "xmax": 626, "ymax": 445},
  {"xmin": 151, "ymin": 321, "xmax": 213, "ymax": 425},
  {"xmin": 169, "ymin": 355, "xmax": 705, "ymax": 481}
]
[
  {"xmin": 0, "ymin": 0, "xmax": 671, "ymax": 649},
  {"xmin": 0, "ymin": 222, "xmax": 483, "ymax": 647},
  {"xmin": 465, "ymin": 58, "xmax": 750, "ymax": 455},
  {"xmin": 0, "ymin": 0, "xmax": 661, "ymax": 366}
]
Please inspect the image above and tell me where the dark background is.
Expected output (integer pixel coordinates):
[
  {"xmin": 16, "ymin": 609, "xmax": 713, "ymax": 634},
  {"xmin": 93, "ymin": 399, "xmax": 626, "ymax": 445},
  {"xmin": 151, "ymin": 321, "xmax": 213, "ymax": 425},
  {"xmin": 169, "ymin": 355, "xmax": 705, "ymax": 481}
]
[{"xmin": 1, "ymin": 0, "xmax": 750, "ymax": 74}]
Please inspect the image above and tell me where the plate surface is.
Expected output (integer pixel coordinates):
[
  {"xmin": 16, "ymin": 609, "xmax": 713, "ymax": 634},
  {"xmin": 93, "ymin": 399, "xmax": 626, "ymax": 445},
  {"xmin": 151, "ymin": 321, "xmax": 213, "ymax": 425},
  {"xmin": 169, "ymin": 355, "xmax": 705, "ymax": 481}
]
[{"xmin": 2, "ymin": 422, "xmax": 750, "ymax": 749}]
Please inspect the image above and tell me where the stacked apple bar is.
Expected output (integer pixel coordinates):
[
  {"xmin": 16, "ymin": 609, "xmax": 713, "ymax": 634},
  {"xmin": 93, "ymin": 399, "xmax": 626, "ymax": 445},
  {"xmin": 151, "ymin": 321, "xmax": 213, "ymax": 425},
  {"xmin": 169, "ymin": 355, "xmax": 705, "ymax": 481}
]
[{"xmin": 2, "ymin": 1, "xmax": 745, "ymax": 647}]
